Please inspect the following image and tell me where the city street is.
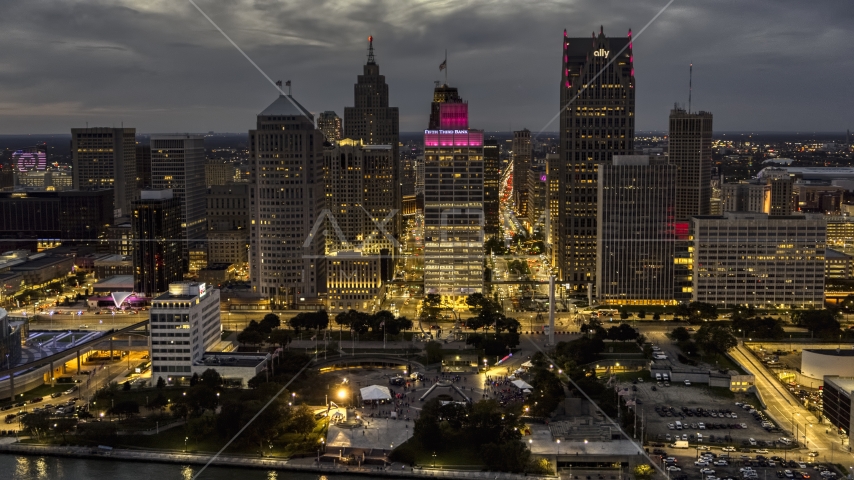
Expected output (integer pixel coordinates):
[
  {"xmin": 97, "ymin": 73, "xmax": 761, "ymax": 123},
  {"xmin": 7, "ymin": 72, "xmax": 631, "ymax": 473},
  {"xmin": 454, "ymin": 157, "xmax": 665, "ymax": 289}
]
[{"xmin": 728, "ymin": 344, "xmax": 852, "ymax": 464}]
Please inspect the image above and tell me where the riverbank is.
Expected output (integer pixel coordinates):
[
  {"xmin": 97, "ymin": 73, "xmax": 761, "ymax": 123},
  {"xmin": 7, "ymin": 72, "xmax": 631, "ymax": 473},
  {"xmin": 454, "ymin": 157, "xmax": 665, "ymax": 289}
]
[{"xmin": 0, "ymin": 440, "xmax": 555, "ymax": 480}]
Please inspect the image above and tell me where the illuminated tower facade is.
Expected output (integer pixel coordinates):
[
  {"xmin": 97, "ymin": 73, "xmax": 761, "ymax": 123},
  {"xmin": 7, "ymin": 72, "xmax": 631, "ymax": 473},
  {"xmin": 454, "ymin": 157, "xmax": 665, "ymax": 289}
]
[
  {"xmin": 249, "ymin": 93, "xmax": 326, "ymax": 307},
  {"xmin": 423, "ymin": 84, "xmax": 484, "ymax": 296},
  {"xmin": 557, "ymin": 26, "xmax": 635, "ymax": 291},
  {"xmin": 512, "ymin": 129, "xmax": 532, "ymax": 217}
]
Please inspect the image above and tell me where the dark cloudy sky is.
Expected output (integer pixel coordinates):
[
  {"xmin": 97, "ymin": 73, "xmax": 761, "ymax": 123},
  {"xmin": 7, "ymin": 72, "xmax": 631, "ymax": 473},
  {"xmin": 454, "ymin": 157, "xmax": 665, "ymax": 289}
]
[{"xmin": 0, "ymin": 0, "xmax": 851, "ymax": 134}]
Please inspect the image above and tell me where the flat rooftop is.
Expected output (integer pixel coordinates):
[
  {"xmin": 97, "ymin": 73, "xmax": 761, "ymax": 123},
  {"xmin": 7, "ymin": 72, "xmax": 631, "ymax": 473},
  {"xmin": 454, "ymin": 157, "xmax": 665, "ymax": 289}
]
[
  {"xmin": 825, "ymin": 376, "xmax": 854, "ymax": 394},
  {"xmin": 196, "ymin": 352, "xmax": 268, "ymax": 368},
  {"xmin": 94, "ymin": 275, "xmax": 134, "ymax": 287},
  {"xmin": 805, "ymin": 348, "xmax": 854, "ymax": 357}
]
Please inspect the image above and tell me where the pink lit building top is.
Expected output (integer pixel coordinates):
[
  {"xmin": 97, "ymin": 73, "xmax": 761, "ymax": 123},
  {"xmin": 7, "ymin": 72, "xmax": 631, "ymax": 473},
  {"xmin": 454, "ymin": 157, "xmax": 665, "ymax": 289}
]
[
  {"xmin": 424, "ymin": 129, "xmax": 483, "ymax": 148},
  {"xmin": 424, "ymin": 102, "xmax": 482, "ymax": 147},
  {"xmin": 438, "ymin": 102, "xmax": 468, "ymax": 129}
]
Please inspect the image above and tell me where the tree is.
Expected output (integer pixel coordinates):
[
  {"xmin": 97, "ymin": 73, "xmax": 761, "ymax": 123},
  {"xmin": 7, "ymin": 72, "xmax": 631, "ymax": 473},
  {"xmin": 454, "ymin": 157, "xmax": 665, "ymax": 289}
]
[
  {"xmin": 670, "ymin": 326, "xmax": 692, "ymax": 343},
  {"xmin": 237, "ymin": 329, "xmax": 264, "ymax": 345},
  {"xmin": 740, "ymin": 316, "xmax": 785, "ymax": 339},
  {"xmin": 268, "ymin": 329, "xmax": 292, "ymax": 347},
  {"xmin": 186, "ymin": 385, "xmax": 219, "ymax": 413},
  {"xmin": 466, "ymin": 293, "xmax": 500, "ymax": 316},
  {"xmin": 619, "ymin": 310, "xmax": 629, "ymax": 320},
  {"xmin": 259, "ymin": 313, "xmax": 281, "ymax": 332},
  {"xmin": 652, "ymin": 312, "xmax": 661, "ymax": 321},
  {"xmin": 422, "ymin": 294, "xmax": 443, "ymax": 320},
  {"xmin": 122, "ymin": 380, "xmax": 131, "ymax": 391},
  {"xmin": 147, "ymin": 393, "xmax": 168, "ymax": 411},
  {"xmin": 695, "ymin": 324, "xmax": 737, "ymax": 356},
  {"xmin": 156, "ymin": 376, "xmax": 166, "ymax": 389},
  {"xmin": 289, "ymin": 404, "xmax": 316, "ymax": 439},
  {"xmin": 615, "ymin": 323, "xmax": 638, "ymax": 342},
  {"xmin": 425, "ymin": 341, "xmax": 443, "ymax": 364},
  {"xmin": 242, "ymin": 399, "xmax": 289, "ymax": 454},
  {"xmin": 21, "ymin": 412, "xmax": 51, "ymax": 440},
  {"xmin": 792, "ymin": 310, "xmax": 841, "ymax": 337},
  {"xmin": 200, "ymin": 368, "xmax": 223, "ymax": 388},
  {"xmin": 637, "ymin": 310, "xmax": 646, "ymax": 319},
  {"xmin": 109, "ymin": 400, "xmax": 140, "ymax": 419},
  {"xmin": 688, "ymin": 302, "xmax": 718, "ymax": 322},
  {"xmin": 52, "ymin": 417, "xmax": 77, "ymax": 442},
  {"xmin": 495, "ymin": 315, "xmax": 521, "ymax": 334},
  {"xmin": 634, "ymin": 464, "xmax": 654, "ymax": 480},
  {"xmin": 413, "ymin": 399, "xmax": 444, "ymax": 449}
]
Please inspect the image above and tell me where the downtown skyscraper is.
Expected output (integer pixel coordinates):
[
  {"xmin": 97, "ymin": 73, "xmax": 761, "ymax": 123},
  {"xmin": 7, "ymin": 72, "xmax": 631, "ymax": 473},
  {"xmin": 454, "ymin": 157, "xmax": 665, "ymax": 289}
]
[
  {"xmin": 71, "ymin": 127, "xmax": 138, "ymax": 217},
  {"xmin": 150, "ymin": 135, "xmax": 206, "ymax": 271},
  {"xmin": 669, "ymin": 107, "xmax": 713, "ymax": 219},
  {"xmin": 483, "ymin": 139, "xmax": 500, "ymax": 237},
  {"xmin": 512, "ymin": 129, "xmax": 532, "ymax": 218},
  {"xmin": 343, "ymin": 37, "xmax": 401, "ymax": 238},
  {"xmin": 248, "ymin": 93, "xmax": 326, "ymax": 307},
  {"xmin": 556, "ymin": 27, "xmax": 635, "ymax": 291},
  {"xmin": 597, "ymin": 156, "xmax": 675, "ymax": 305},
  {"xmin": 423, "ymin": 84, "xmax": 484, "ymax": 296}
]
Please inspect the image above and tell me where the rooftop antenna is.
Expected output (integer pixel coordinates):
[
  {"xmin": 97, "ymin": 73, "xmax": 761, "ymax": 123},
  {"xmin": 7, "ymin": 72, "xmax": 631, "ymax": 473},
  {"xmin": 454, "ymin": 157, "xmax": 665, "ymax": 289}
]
[
  {"xmin": 688, "ymin": 62, "xmax": 693, "ymax": 113},
  {"xmin": 367, "ymin": 35, "xmax": 375, "ymax": 64}
]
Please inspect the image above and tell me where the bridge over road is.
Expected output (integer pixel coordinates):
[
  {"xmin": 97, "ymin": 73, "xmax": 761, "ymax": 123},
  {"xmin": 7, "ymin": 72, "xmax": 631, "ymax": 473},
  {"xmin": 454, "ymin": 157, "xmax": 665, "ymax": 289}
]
[{"xmin": 0, "ymin": 320, "xmax": 150, "ymax": 399}]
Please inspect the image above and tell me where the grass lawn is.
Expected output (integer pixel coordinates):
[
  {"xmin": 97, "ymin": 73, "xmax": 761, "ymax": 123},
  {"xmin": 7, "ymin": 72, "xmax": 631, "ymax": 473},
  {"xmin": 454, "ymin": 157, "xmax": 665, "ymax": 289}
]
[
  {"xmin": 26, "ymin": 412, "xmax": 327, "ymax": 459},
  {"xmin": 614, "ymin": 370, "xmax": 651, "ymax": 382},
  {"xmin": 392, "ymin": 438, "xmax": 484, "ymax": 468},
  {"xmin": 602, "ymin": 342, "xmax": 642, "ymax": 354},
  {"xmin": 1, "ymin": 383, "xmax": 71, "ymax": 406},
  {"xmin": 707, "ymin": 353, "xmax": 747, "ymax": 375},
  {"xmin": 697, "ymin": 385, "xmax": 736, "ymax": 399}
]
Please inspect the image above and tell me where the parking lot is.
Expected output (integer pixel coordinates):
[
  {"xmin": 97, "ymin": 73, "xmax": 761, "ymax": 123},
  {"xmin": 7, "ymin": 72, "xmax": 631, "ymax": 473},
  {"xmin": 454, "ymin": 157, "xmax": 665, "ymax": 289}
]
[
  {"xmin": 627, "ymin": 376, "xmax": 786, "ymax": 449},
  {"xmin": 653, "ymin": 446, "xmax": 840, "ymax": 480}
]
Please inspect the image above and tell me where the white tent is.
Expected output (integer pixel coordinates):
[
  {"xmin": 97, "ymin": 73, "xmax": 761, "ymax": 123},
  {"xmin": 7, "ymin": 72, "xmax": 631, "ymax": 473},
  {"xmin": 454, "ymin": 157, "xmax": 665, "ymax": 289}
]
[
  {"xmin": 511, "ymin": 379, "xmax": 533, "ymax": 390},
  {"xmin": 360, "ymin": 385, "xmax": 392, "ymax": 401},
  {"xmin": 521, "ymin": 361, "xmax": 534, "ymax": 368}
]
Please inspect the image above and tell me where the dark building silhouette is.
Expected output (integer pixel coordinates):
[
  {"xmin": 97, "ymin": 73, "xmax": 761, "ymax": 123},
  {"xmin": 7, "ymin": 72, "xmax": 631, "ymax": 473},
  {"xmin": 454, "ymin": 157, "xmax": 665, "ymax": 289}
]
[
  {"xmin": 132, "ymin": 189, "xmax": 182, "ymax": 296},
  {"xmin": 136, "ymin": 144, "xmax": 152, "ymax": 190},
  {"xmin": 0, "ymin": 189, "xmax": 113, "ymax": 250},
  {"xmin": 483, "ymin": 139, "xmax": 500, "ymax": 236}
]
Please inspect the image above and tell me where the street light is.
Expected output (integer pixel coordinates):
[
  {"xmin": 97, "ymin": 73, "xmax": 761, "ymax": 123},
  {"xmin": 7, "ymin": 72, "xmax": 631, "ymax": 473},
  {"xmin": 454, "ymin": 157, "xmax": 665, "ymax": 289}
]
[
  {"xmin": 556, "ymin": 438, "xmax": 560, "ymax": 456},
  {"xmin": 184, "ymin": 436, "xmax": 188, "ymax": 452}
]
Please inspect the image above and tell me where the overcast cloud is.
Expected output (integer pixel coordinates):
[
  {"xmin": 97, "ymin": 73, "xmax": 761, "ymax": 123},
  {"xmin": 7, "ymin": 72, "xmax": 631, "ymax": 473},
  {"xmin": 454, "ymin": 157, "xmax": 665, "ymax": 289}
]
[{"xmin": 0, "ymin": 0, "xmax": 851, "ymax": 134}]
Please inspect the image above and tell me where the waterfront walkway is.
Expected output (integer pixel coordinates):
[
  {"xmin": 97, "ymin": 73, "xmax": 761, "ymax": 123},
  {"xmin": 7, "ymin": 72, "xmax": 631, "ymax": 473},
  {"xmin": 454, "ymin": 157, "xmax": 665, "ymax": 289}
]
[{"xmin": 0, "ymin": 441, "xmax": 555, "ymax": 480}]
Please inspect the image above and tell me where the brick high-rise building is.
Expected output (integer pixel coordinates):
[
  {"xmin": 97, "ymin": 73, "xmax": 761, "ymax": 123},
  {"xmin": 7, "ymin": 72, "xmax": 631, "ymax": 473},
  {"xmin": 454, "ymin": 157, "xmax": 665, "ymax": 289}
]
[
  {"xmin": 72, "ymin": 127, "xmax": 137, "ymax": 217},
  {"xmin": 343, "ymin": 37, "xmax": 400, "ymax": 238},
  {"xmin": 556, "ymin": 26, "xmax": 634, "ymax": 290},
  {"xmin": 249, "ymin": 93, "xmax": 326, "ymax": 307}
]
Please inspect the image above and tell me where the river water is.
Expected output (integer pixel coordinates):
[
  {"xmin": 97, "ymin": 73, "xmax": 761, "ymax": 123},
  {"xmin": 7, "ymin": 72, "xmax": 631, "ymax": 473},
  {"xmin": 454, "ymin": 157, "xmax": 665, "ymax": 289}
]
[{"xmin": 0, "ymin": 453, "xmax": 366, "ymax": 480}]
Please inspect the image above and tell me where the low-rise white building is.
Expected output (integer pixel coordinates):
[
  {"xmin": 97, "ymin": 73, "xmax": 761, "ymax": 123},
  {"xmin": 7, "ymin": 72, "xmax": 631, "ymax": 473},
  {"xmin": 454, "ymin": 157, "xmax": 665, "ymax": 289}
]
[{"xmin": 150, "ymin": 282, "xmax": 221, "ymax": 381}]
